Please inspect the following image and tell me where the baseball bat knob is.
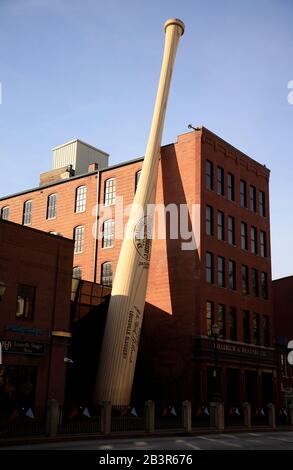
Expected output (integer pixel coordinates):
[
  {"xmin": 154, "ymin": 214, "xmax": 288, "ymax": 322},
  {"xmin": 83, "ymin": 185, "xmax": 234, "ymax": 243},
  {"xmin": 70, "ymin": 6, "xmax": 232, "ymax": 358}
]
[{"xmin": 164, "ymin": 18, "xmax": 185, "ymax": 35}]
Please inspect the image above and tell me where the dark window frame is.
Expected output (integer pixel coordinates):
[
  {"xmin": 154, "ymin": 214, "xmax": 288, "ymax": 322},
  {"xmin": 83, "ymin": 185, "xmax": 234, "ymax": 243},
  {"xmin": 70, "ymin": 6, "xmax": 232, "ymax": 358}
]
[
  {"xmin": 227, "ymin": 173, "xmax": 235, "ymax": 201},
  {"xmin": 259, "ymin": 191, "xmax": 266, "ymax": 217},
  {"xmin": 74, "ymin": 225, "xmax": 84, "ymax": 254},
  {"xmin": 102, "ymin": 219, "xmax": 115, "ymax": 249},
  {"xmin": 218, "ymin": 256, "xmax": 225, "ymax": 288},
  {"xmin": 228, "ymin": 260, "xmax": 236, "ymax": 290},
  {"xmin": 206, "ymin": 205, "xmax": 214, "ymax": 236},
  {"xmin": 217, "ymin": 166, "xmax": 225, "ymax": 196},
  {"xmin": 206, "ymin": 301, "xmax": 214, "ymax": 336},
  {"xmin": 206, "ymin": 252, "xmax": 214, "ymax": 284},
  {"xmin": 16, "ymin": 284, "xmax": 36, "ymax": 320},
  {"xmin": 241, "ymin": 265, "xmax": 249, "ymax": 295},
  {"xmin": 251, "ymin": 226, "xmax": 258, "ymax": 254},
  {"xmin": 250, "ymin": 185, "xmax": 257, "ymax": 212},
  {"xmin": 104, "ymin": 178, "xmax": 116, "ymax": 206},
  {"xmin": 228, "ymin": 216, "xmax": 236, "ymax": 245},
  {"xmin": 0, "ymin": 206, "xmax": 9, "ymax": 220},
  {"xmin": 217, "ymin": 210, "xmax": 225, "ymax": 241},
  {"xmin": 241, "ymin": 221, "xmax": 248, "ymax": 250},
  {"xmin": 47, "ymin": 194, "xmax": 57, "ymax": 220},
  {"xmin": 75, "ymin": 185, "xmax": 87, "ymax": 213},
  {"xmin": 260, "ymin": 231, "xmax": 267, "ymax": 257},
  {"xmin": 101, "ymin": 262, "xmax": 113, "ymax": 287},
  {"xmin": 206, "ymin": 160, "xmax": 214, "ymax": 190},
  {"xmin": 229, "ymin": 307, "xmax": 237, "ymax": 341},
  {"xmin": 240, "ymin": 180, "xmax": 247, "ymax": 208},
  {"xmin": 243, "ymin": 310, "xmax": 250, "ymax": 344},
  {"xmin": 23, "ymin": 200, "xmax": 32, "ymax": 225}
]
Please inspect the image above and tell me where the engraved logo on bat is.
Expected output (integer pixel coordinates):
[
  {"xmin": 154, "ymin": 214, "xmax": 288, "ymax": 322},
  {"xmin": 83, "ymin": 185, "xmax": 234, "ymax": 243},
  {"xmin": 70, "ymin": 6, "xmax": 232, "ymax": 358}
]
[{"xmin": 133, "ymin": 216, "xmax": 153, "ymax": 261}]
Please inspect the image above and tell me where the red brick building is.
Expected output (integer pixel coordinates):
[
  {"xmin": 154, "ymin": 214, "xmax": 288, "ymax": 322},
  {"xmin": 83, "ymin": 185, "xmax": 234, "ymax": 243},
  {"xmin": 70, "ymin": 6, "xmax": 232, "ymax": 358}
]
[
  {"xmin": 0, "ymin": 127, "xmax": 276, "ymax": 409},
  {"xmin": 0, "ymin": 220, "xmax": 73, "ymax": 412},
  {"xmin": 273, "ymin": 276, "xmax": 293, "ymax": 407}
]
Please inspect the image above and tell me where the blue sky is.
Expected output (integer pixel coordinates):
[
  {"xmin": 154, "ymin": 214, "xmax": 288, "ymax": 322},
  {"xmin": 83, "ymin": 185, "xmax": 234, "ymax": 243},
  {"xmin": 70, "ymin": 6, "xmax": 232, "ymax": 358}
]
[{"xmin": 0, "ymin": 0, "xmax": 292, "ymax": 279}]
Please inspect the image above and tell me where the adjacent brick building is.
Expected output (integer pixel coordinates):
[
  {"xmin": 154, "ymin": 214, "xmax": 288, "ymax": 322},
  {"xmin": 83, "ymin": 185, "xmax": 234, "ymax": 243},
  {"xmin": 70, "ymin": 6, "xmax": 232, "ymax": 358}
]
[
  {"xmin": 273, "ymin": 276, "xmax": 293, "ymax": 407},
  {"xmin": 0, "ymin": 127, "xmax": 276, "ymax": 410},
  {"xmin": 0, "ymin": 220, "xmax": 73, "ymax": 412}
]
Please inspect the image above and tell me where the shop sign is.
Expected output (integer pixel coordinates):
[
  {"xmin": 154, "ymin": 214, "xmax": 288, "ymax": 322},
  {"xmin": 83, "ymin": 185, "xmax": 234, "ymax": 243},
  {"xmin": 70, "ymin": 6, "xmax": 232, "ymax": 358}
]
[{"xmin": 0, "ymin": 338, "xmax": 46, "ymax": 356}]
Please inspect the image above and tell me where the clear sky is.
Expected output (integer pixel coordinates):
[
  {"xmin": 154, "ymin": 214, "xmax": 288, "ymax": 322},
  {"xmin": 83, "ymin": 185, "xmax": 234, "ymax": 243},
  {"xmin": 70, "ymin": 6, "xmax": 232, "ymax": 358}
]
[{"xmin": 0, "ymin": 0, "xmax": 292, "ymax": 280}]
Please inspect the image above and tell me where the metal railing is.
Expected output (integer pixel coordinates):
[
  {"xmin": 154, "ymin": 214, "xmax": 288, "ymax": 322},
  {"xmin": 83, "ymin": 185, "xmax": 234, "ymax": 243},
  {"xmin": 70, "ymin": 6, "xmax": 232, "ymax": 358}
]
[
  {"xmin": 0, "ymin": 406, "xmax": 47, "ymax": 438},
  {"xmin": 58, "ymin": 406, "xmax": 101, "ymax": 434},
  {"xmin": 111, "ymin": 405, "xmax": 144, "ymax": 432}
]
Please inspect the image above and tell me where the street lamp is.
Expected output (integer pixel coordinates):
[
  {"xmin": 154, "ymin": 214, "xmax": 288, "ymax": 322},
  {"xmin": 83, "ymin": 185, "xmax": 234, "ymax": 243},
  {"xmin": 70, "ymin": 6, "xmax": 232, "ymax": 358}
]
[
  {"xmin": 0, "ymin": 281, "xmax": 7, "ymax": 301},
  {"xmin": 211, "ymin": 323, "xmax": 221, "ymax": 402}
]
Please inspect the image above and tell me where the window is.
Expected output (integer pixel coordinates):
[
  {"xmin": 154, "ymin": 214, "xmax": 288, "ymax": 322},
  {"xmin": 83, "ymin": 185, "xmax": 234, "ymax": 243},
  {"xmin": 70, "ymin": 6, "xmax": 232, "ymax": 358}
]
[
  {"xmin": 206, "ymin": 160, "xmax": 213, "ymax": 190},
  {"xmin": 74, "ymin": 226, "xmax": 84, "ymax": 254},
  {"xmin": 217, "ymin": 166, "xmax": 224, "ymax": 195},
  {"xmin": 252, "ymin": 268, "xmax": 259, "ymax": 297},
  {"xmin": 242, "ymin": 265, "xmax": 249, "ymax": 295},
  {"xmin": 243, "ymin": 310, "xmax": 250, "ymax": 343},
  {"xmin": 217, "ymin": 211, "xmax": 225, "ymax": 241},
  {"xmin": 227, "ymin": 173, "xmax": 235, "ymax": 201},
  {"xmin": 73, "ymin": 266, "xmax": 82, "ymax": 279},
  {"xmin": 104, "ymin": 178, "xmax": 116, "ymax": 206},
  {"xmin": 228, "ymin": 216, "xmax": 235, "ymax": 245},
  {"xmin": 75, "ymin": 186, "xmax": 87, "ymax": 213},
  {"xmin": 218, "ymin": 256, "xmax": 225, "ymax": 288},
  {"xmin": 229, "ymin": 307, "xmax": 237, "ymax": 341},
  {"xmin": 102, "ymin": 219, "xmax": 115, "ymax": 248},
  {"xmin": 260, "ymin": 231, "xmax": 267, "ymax": 257},
  {"xmin": 250, "ymin": 185, "xmax": 256, "ymax": 212},
  {"xmin": 16, "ymin": 284, "xmax": 35, "ymax": 320},
  {"xmin": 261, "ymin": 272, "xmax": 268, "ymax": 299},
  {"xmin": 135, "ymin": 170, "xmax": 141, "ymax": 191},
  {"xmin": 47, "ymin": 194, "xmax": 57, "ymax": 219},
  {"xmin": 240, "ymin": 180, "xmax": 247, "ymax": 208},
  {"xmin": 253, "ymin": 313, "xmax": 260, "ymax": 345},
  {"xmin": 23, "ymin": 200, "xmax": 32, "ymax": 225},
  {"xmin": 206, "ymin": 205, "xmax": 214, "ymax": 236},
  {"xmin": 251, "ymin": 226, "xmax": 258, "ymax": 254},
  {"xmin": 206, "ymin": 252, "xmax": 214, "ymax": 284},
  {"xmin": 263, "ymin": 315, "xmax": 270, "ymax": 347},
  {"xmin": 259, "ymin": 191, "xmax": 266, "ymax": 217},
  {"xmin": 0, "ymin": 206, "xmax": 9, "ymax": 220},
  {"xmin": 228, "ymin": 260, "xmax": 236, "ymax": 290},
  {"xmin": 206, "ymin": 301, "xmax": 214, "ymax": 336},
  {"xmin": 241, "ymin": 222, "xmax": 248, "ymax": 250},
  {"xmin": 218, "ymin": 304, "xmax": 226, "ymax": 339},
  {"xmin": 101, "ymin": 262, "xmax": 113, "ymax": 287}
]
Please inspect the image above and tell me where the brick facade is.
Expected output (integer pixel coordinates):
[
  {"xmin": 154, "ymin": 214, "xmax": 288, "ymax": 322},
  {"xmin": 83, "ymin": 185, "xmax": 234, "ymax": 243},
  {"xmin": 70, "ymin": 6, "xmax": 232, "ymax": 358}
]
[
  {"xmin": 0, "ymin": 127, "xmax": 276, "ymax": 408},
  {"xmin": 0, "ymin": 220, "xmax": 73, "ymax": 409}
]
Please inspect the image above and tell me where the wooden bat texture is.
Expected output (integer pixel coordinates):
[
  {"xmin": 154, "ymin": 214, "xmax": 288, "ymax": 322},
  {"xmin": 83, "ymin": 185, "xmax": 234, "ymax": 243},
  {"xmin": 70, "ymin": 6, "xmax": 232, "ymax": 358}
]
[{"xmin": 94, "ymin": 18, "xmax": 185, "ymax": 406}]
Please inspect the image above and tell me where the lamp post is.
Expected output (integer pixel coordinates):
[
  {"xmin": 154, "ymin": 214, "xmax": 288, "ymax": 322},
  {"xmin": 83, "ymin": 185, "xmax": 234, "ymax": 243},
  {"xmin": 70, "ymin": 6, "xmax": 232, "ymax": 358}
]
[
  {"xmin": 0, "ymin": 281, "xmax": 7, "ymax": 301},
  {"xmin": 211, "ymin": 323, "xmax": 221, "ymax": 402}
]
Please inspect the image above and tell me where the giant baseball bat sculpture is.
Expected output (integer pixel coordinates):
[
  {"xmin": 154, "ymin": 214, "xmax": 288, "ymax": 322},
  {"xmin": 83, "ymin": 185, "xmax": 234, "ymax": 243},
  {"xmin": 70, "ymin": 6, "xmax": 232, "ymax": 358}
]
[{"xmin": 95, "ymin": 18, "xmax": 185, "ymax": 406}]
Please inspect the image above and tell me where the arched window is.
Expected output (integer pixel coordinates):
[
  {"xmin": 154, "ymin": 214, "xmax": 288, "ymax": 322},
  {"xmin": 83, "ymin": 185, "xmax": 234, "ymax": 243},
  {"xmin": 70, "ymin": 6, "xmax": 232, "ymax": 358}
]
[
  {"xmin": 47, "ymin": 194, "xmax": 57, "ymax": 219},
  {"xmin": 135, "ymin": 170, "xmax": 141, "ymax": 192},
  {"xmin": 104, "ymin": 178, "xmax": 116, "ymax": 206},
  {"xmin": 0, "ymin": 206, "xmax": 9, "ymax": 220},
  {"xmin": 23, "ymin": 200, "xmax": 32, "ymax": 225},
  {"xmin": 75, "ymin": 186, "xmax": 87, "ymax": 213},
  {"xmin": 73, "ymin": 266, "xmax": 82, "ymax": 280},
  {"xmin": 101, "ymin": 262, "xmax": 112, "ymax": 287},
  {"xmin": 74, "ymin": 225, "xmax": 84, "ymax": 254},
  {"xmin": 102, "ymin": 219, "xmax": 114, "ymax": 248}
]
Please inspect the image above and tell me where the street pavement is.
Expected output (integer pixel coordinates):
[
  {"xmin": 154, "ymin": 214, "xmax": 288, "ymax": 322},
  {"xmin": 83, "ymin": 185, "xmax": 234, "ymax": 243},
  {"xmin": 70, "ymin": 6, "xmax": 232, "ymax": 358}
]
[{"xmin": 1, "ymin": 431, "xmax": 293, "ymax": 450}]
